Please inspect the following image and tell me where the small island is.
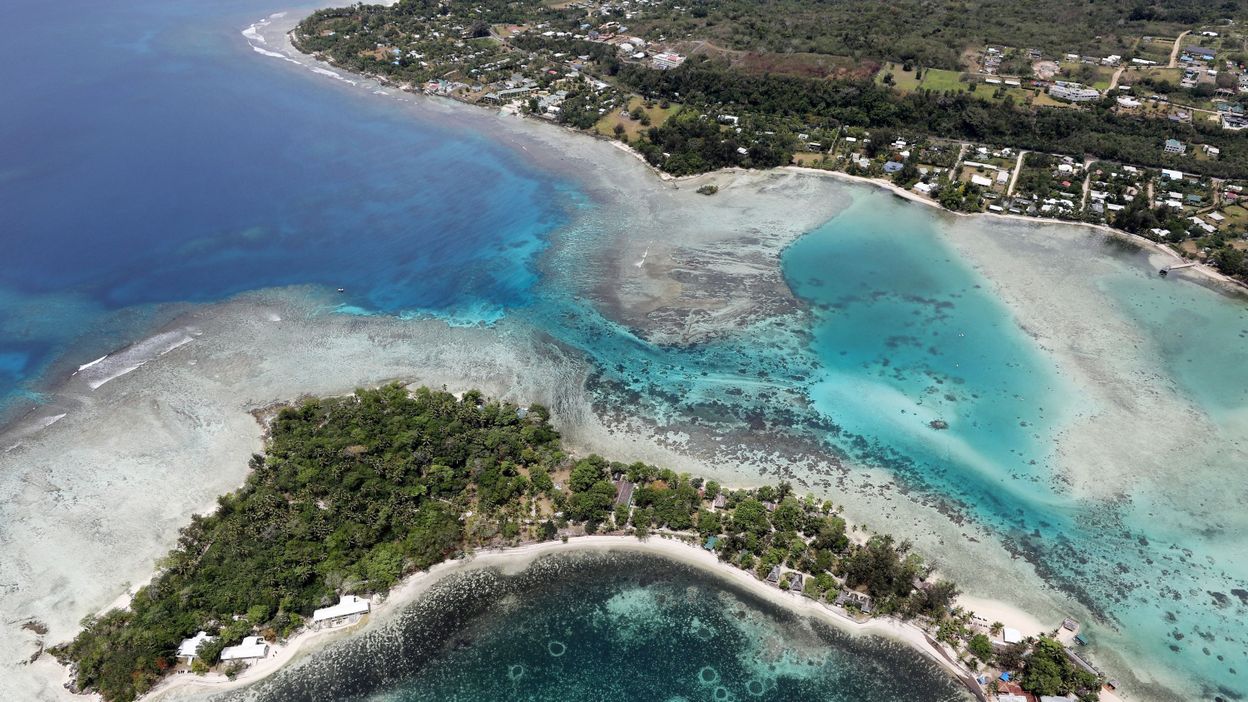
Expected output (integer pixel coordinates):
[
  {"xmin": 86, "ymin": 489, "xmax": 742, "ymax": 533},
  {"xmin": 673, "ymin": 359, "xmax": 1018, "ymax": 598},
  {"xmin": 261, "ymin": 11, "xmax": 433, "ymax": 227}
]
[{"xmin": 53, "ymin": 384, "xmax": 1106, "ymax": 702}]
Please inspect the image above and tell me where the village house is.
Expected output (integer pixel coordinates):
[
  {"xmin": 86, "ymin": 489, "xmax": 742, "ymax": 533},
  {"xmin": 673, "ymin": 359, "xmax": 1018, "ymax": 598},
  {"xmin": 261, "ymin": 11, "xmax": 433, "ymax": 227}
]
[
  {"xmin": 1164, "ymin": 139, "xmax": 1187, "ymax": 155},
  {"xmin": 1048, "ymin": 81, "xmax": 1100, "ymax": 102}
]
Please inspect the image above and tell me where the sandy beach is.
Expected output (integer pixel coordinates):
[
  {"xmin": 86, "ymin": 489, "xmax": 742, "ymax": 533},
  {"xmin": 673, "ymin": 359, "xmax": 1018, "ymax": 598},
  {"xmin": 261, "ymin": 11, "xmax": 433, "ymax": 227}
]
[{"xmin": 143, "ymin": 534, "xmax": 1017, "ymax": 701}]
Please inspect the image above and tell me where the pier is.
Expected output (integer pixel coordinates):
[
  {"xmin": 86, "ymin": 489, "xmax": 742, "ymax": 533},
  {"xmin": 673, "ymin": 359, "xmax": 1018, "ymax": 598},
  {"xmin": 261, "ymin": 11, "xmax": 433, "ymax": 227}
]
[{"xmin": 1159, "ymin": 262, "xmax": 1198, "ymax": 276}]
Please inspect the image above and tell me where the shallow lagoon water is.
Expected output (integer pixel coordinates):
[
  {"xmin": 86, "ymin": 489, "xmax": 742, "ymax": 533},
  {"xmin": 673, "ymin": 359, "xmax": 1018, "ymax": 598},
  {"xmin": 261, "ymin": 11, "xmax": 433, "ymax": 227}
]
[
  {"xmin": 217, "ymin": 553, "xmax": 968, "ymax": 702},
  {"xmin": 4, "ymin": 0, "xmax": 1248, "ymax": 699}
]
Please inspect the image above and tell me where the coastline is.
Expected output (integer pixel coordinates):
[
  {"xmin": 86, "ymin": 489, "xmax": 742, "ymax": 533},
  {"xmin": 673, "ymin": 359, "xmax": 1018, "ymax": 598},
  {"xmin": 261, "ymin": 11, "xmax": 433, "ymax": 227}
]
[
  {"xmin": 276, "ymin": 13, "xmax": 1246, "ymax": 302},
  {"xmin": 3, "ymin": 9, "xmax": 1242, "ymax": 702},
  {"xmin": 141, "ymin": 534, "xmax": 1036, "ymax": 701}
]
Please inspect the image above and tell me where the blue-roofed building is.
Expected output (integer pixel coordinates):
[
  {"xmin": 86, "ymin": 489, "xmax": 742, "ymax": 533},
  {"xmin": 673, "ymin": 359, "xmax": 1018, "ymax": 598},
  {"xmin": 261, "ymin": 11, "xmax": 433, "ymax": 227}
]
[
  {"xmin": 999, "ymin": 671, "xmax": 1012, "ymax": 682},
  {"xmin": 883, "ymin": 161, "xmax": 905, "ymax": 174},
  {"xmin": 703, "ymin": 536, "xmax": 719, "ymax": 551}
]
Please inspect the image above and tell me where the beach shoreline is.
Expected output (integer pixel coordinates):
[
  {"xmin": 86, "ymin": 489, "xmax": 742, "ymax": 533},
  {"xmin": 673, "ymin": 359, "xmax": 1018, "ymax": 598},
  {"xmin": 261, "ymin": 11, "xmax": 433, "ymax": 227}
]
[
  {"xmin": 140, "ymin": 533, "xmax": 1044, "ymax": 701},
  {"xmin": 275, "ymin": 11, "xmax": 1246, "ymax": 302}
]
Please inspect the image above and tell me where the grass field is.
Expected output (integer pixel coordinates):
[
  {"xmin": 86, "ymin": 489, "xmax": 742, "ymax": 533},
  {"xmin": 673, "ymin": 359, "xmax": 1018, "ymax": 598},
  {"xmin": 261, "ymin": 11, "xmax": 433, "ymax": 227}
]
[
  {"xmin": 877, "ymin": 63, "xmax": 969, "ymax": 94},
  {"xmin": 594, "ymin": 96, "xmax": 681, "ymax": 139},
  {"xmin": 1216, "ymin": 203, "xmax": 1248, "ymax": 231},
  {"xmin": 791, "ymin": 152, "xmax": 831, "ymax": 167},
  {"xmin": 922, "ymin": 68, "xmax": 969, "ymax": 92}
]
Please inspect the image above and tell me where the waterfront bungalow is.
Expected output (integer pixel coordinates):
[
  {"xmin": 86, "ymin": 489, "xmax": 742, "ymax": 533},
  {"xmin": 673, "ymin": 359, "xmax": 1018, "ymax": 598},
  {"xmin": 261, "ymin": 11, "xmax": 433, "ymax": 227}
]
[
  {"xmin": 788, "ymin": 573, "xmax": 804, "ymax": 592},
  {"xmin": 312, "ymin": 594, "xmax": 371, "ymax": 628},
  {"xmin": 883, "ymin": 161, "xmax": 904, "ymax": 174},
  {"xmin": 766, "ymin": 565, "xmax": 781, "ymax": 583},
  {"xmin": 1001, "ymin": 627, "xmax": 1023, "ymax": 644},
  {"xmin": 176, "ymin": 631, "xmax": 215, "ymax": 664},
  {"xmin": 703, "ymin": 536, "xmax": 719, "ymax": 551},
  {"xmin": 219, "ymin": 636, "xmax": 269, "ymax": 662},
  {"xmin": 712, "ymin": 494, "xmax": 727, "ymax": 510}
]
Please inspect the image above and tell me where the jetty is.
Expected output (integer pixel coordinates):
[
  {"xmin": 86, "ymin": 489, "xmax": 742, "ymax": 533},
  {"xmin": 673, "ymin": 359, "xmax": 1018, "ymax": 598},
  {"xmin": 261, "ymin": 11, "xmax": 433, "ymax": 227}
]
[{"xmin": 1159, "ymin": 262, "xmax": 1198, "ymax": 276}]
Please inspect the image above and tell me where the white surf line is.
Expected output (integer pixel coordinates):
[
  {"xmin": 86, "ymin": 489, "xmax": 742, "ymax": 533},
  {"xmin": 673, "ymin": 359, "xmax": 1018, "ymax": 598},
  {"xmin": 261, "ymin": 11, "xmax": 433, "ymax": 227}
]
[
  {"xmin": 73, "ymin": 355, "xmax": 108, "ymax": 374},
  {"xmin": 635, "ymin": 240, "xmax": 652, "ymax": 268}
]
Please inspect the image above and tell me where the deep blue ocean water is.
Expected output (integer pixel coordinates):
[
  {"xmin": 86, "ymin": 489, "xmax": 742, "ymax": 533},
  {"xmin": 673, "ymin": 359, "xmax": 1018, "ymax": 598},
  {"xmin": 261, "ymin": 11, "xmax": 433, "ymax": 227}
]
[
  {"xmin": 5, "ymin": 0, "xmax": 1248, "ymax": 699},
  {"xmin": 0, "ymin": 0, "xmax": 564, "ymax": 415}
]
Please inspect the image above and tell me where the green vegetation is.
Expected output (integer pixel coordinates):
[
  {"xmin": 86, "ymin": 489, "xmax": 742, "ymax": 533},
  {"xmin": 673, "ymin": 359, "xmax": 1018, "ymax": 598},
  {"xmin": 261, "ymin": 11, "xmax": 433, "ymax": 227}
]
[
  {"xmin": 53, "ymin": 385, "xmax": 976, "ymax": 702},
  {"xmin": 624, "ymin": 0, "xmax": 1221, "ymax": 70},
  {"xmin": 1022, "ymin": 637, "xmax": 1103, "ymax": 701}
]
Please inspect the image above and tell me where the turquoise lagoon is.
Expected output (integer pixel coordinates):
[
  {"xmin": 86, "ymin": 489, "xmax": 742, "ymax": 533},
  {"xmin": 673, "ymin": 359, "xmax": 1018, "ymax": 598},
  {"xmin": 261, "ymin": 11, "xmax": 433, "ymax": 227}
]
[{"xmin": 3, "ymin": 0, "xmax": 1248, "ymax": 699}]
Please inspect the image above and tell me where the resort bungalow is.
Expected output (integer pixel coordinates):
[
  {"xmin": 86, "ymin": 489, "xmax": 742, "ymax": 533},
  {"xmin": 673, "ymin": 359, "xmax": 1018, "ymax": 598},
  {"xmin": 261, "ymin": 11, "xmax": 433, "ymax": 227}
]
[
  {"xmin": 787, "ymin": 573, "xmax": 804, "ymax": 592},
  {"xmin": 219, "ymin": 636, "xmax": 269, "ymax": 662},
  {"xmin": 312, "ymin": 594, "xmax": 371, "ymax": 628},
  {"xmin": 766, "ymin": 565, "xmax": 781, "ymax": 583},
  {"xmin": 883, "ymin": 161, "xmax": 905, "ymax": 174},
  {"xmin": 176, "ymin": 631, "xmax": 215, "ymax": 664}
]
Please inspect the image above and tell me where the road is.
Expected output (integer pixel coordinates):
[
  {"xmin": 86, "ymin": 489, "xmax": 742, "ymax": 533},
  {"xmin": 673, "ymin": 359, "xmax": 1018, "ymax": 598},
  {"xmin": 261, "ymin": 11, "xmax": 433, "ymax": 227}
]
[
  {"xmin": 1168, "ymin": 30, "xmax": 1191, "ymax": 68},
  {"xmin": 1006, "ymin": 150, "xmax": 1027, "ymax": 196}
]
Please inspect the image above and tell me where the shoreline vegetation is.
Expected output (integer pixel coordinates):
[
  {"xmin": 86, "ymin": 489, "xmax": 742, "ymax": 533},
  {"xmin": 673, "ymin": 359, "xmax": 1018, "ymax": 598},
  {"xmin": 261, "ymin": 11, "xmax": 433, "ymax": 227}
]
[
  {"xmin": 53, "ymin": 386, "xmax": 1112, "ymax": 702},
  {"xmin": 289, "ymin": 0, "xmax": 1248, "ymax": 290}
]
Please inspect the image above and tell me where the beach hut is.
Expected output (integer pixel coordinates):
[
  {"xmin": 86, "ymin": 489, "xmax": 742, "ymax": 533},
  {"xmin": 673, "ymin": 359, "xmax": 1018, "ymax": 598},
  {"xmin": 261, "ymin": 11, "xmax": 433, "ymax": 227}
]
[
  {"xmin": 220, "ymin": 636, "xmax": 269, "ymax": 662},
  {"xmin": 766, "ymin": 565, "xmax": 781, "ymax": 583},
  {"xmin": 703, "ymin": 536, "xmax": 719, "ymax": 551},
  {"xmin": 176, "ymin": 631, "xmax": 215, "ymax": 663},
  {"xmin": 1001, "ymin": 627, "xmax": 1023, "ymax": 644},
  {"xmin": 312, "ymin": 594, "xmax": 371, "ymax": 628}
]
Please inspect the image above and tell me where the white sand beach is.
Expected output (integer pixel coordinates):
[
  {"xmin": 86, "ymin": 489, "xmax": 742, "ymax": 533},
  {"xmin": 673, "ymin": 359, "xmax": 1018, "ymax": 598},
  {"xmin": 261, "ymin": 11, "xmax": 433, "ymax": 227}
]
[{"xmin": 144, "ymin": 534, "xmax": 1014, "ymax": 700}]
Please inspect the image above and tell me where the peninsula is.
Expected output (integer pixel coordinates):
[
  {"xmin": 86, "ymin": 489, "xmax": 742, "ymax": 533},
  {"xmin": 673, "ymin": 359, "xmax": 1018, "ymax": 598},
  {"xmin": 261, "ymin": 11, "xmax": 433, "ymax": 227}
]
[
  {"xmin": 292, "ymin": 0, "xmax": 1248, "ymax": 284},
  {"xmin": 52, "ymin": 385, "xmax": 1107, "ymax": 702}
]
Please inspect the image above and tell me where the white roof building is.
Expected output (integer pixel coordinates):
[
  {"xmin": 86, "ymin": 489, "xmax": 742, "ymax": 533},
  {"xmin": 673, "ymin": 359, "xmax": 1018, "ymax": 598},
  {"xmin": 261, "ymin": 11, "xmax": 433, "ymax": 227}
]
[
  {"xmin": 220, "ymin": 636, "xmax": 269, "ymax": 662},
  {"xmin": 313, "ymin": 595, "xmax": 371, "ymax": 623},
  {"xmin": 1162, "ymin": 169, "xmax": 1184, "ymax": 180},
  {"xmin": 971, "ymin": 174, "xmax": 994, "ymax": 187},
  {"xmin": 1002, "ymin": 627, "xmax": 1023, "ymax": 644},
  {"xmin": 177, "ymin": 631, "xmax": 215, "ymax": 661}
]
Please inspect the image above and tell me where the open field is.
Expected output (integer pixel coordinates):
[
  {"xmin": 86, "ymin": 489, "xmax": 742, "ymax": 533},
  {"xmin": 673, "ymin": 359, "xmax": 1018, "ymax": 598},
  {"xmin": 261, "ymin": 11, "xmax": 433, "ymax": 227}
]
[{"xmin": 594, "ymin": 96, "xmax": 682, "ymax": 139}]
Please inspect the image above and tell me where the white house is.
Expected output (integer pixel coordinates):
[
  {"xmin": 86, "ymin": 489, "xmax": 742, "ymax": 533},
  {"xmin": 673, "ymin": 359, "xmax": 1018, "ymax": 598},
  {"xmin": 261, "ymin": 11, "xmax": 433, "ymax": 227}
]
[
  {"xmin": 1161, "ymin": 168, "xmax": 1184, "ymax": 180},
  {"xmin": 177, "ymin": 631, "xmax": 215, "ymax": 663},
  {"xmin": 312, "ymin": 595, "xmax": 371, "ymax": 628},
  {"xmin": 970, "ymin": 174, "xmax": 994, "ymax": 188},
  {"xmin": 220, "ymin": 636, "xmax": 270, "ymax": 662},
  {"xmin": 1002, "ymin": 627, "xmax": 1023, "ymax": 644}
]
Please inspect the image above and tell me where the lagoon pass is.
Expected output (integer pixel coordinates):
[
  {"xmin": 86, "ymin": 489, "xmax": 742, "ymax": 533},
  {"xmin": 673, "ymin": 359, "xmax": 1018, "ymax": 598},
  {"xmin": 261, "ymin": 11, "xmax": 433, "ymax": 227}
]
[{"xmin": 1, "ymin": 0, "xmax": 1247, "ymax": 701}]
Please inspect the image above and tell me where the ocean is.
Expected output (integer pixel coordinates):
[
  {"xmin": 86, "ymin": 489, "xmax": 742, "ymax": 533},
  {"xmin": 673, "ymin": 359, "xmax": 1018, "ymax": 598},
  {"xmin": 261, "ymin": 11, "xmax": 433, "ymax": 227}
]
[{"xmin": 3, "ymin": 0, "xmax": 1248, "ymax": 699}]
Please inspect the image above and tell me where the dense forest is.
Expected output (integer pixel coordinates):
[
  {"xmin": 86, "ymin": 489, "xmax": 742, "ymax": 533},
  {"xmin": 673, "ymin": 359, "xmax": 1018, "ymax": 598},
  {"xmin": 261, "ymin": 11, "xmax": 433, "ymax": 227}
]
[
  {"xmin": 51, "ymin": 385, "xmax": 1099, "ymax": 702},
  {"xmin": 629, "ymin": 0, "xmax": 1233, "ymax": 70}
]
